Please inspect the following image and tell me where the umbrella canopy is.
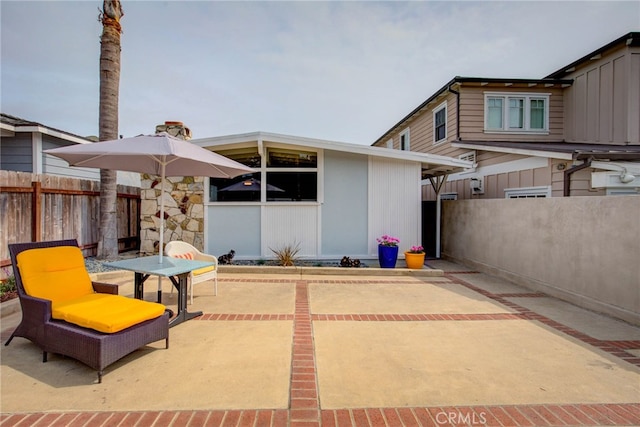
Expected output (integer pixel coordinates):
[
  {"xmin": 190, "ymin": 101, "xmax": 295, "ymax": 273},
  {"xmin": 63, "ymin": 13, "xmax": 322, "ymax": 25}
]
[
  {"xmin": 219, "ymin": 178, "xmax": 284, "ymax": 192},
  {"xmin": 45, "ymin": 133, "xmax": 253, "ymax": 262},
  {"xmin": 44, "ymin": 133, "xmax": 252, "ymax": 178}
]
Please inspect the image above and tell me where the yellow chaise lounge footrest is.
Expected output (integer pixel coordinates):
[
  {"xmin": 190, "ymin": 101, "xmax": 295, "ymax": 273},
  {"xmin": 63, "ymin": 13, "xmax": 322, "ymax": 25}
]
[
  {"xmin": 17, "ymin": 245, "xmax": 166, "ymax": 334},
  {"xmin": 52, "ymin": 294, "xmax": 166, "ymax": 333}
]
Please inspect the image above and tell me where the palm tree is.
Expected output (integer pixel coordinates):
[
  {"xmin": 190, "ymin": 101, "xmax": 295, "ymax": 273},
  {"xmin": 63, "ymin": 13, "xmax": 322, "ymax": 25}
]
[{"xmin": 97, "ymin": 0, "xmax": 123, "ymax": 259}]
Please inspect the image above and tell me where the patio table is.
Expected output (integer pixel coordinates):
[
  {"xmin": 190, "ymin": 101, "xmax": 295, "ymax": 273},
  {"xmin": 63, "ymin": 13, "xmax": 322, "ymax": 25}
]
[{"xmin": 106, "ymin": 255, "xmax": 214, "ymax": 328}]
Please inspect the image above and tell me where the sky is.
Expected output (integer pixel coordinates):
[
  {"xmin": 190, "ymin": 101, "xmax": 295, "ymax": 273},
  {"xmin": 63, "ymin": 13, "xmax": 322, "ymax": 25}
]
[{"xmin": 1, "ymin": 1, "xmax": 638, "ymax": 146}]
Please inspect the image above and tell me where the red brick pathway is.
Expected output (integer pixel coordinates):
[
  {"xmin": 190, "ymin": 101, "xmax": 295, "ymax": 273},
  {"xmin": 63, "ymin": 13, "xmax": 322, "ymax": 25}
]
[{"xmin": 1, "ymin": 274, "xmax": 639, "ymax": 427}]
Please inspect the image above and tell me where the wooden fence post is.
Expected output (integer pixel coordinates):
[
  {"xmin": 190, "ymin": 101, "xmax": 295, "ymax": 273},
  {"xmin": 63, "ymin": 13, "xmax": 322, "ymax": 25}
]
[{"xmin": 32, "ymin": 181, "xmax": 42, "ymax": 242}]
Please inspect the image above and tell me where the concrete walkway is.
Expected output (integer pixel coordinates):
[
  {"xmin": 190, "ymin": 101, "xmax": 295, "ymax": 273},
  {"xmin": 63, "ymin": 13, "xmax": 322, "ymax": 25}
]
[{"xmin": 1, "ymin": 261, "xmax": 639, "ymax": 426}]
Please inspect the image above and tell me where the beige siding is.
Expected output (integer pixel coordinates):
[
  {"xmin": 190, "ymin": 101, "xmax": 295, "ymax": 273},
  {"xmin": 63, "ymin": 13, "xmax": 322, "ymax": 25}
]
[
  {"xmin": 424, "ymin": 154, "xmax": 553, "ymax": 200},
  {"xmin": 459, "ymin": 87, "xmax": 565, "ymax": 141},
  {"xmin": 563, "ymin": 44, "xmax": 640, "ymax": 144}
]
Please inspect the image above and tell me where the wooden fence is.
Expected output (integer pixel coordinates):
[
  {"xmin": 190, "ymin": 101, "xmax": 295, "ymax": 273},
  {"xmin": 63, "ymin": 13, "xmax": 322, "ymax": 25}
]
[{"xmin": 1, "ymin": 170, "xmax": 140, "ymax": 267}]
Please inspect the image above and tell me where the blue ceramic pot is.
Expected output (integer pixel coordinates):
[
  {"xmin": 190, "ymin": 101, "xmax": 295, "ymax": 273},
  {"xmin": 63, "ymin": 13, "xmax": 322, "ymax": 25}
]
[{"xmin": 378, "ymin": 245, "xmax": 399, "ymax": 268}]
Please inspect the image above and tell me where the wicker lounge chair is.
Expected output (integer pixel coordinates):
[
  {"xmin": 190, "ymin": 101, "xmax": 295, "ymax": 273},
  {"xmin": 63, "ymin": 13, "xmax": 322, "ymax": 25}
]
[{"xmin": 5, "ymin": 239, "xmax": 170, "ymax": 383}]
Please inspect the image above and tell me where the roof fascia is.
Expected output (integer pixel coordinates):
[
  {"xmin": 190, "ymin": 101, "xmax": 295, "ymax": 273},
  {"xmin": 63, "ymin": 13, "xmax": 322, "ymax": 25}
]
[
  {"xmin": 545, "ymin": 32, "xmax": 640, "ymax": 79},
  {"xmin": 371, "ymin": 76, "xmax": 572, "ymax": 146},
  {"xmin": 591, "ymin": 160, "xmax": 640, "ymax": 174},
  {"xmin": 452, "ymin": 142, "xmax": 574, "ymax": 160},
  {"xmin": 193, "ymin": 131, "xmax": 472, "ymax": 170},
  {"xmin": 5, "ymin": 124, "xmax": 92, "ymax": 145}
]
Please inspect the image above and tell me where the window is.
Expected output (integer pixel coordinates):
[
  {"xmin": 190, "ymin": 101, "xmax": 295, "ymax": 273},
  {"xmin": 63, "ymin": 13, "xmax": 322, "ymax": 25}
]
[
  {"xmin": 504, "ymin": 186, "xmax": 551, "ymax": 198},
  {"xmin": 399, "ymin": 128, "xmax": 410, "ymax": 151},
  {"xmin": 433, "ymin": 102, "xmax": 447, "ymax": 143},
  {"xmin": 209, "ymin": 146, "xmax": 319, "ymax": 203},
  {"xmin": 440, "ymin": 193, "xmax": 458, "ymax": 200},
  {"xmin": 386, "ymin": 139, "xmax": 393, "ymax": 149},
  {"xmin": 485, "ymin": 92, "xmax": 549, "ymax": 133},
  {"xmin": 210, "ymin": 148, "xmax": 259, "ymax": 202}
]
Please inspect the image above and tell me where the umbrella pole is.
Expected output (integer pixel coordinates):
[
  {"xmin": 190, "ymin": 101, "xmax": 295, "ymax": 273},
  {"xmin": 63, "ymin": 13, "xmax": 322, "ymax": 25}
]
[{"xmin": 159, "ymin": 162, "xmax": 166, "ymax": 263}]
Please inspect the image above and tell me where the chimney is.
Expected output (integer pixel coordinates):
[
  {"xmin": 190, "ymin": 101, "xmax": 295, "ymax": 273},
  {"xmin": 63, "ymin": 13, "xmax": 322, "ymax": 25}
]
[{"xmin": 155, "ymin": 121, "xmax": 192, "ymax": 140}]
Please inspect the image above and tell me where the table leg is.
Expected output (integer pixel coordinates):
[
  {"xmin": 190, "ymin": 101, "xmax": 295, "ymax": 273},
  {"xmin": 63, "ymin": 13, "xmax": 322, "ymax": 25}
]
[{"xmin": 168, "ymin": 273, "xmax": 202, "ymax": 327}]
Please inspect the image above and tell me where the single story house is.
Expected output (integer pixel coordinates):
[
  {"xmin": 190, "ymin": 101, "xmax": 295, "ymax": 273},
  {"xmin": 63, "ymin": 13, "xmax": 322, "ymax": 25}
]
[
  {"xmin": 192, "ymin": 132, "xmax": 471, "ymax": 260},
  {"xmin": 0, "ymin": 113, "xmax": 139, "ymax": 186}
]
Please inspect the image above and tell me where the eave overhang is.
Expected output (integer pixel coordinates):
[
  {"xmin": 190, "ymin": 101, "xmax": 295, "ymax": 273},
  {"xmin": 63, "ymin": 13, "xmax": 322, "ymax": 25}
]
[
  {"xmin": 193, "ymin": 131, "xmax": 472, "ymax": 179},
  {"xmin": 453, "ymin": 141, "xmax": 640, "ymax": 162}
]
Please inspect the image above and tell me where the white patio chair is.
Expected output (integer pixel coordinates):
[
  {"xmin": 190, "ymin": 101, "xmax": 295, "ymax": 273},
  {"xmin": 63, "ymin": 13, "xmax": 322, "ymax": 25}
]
[{"xmin": 165, "ymin": 241, "xmax": 218, "ymax": 304}]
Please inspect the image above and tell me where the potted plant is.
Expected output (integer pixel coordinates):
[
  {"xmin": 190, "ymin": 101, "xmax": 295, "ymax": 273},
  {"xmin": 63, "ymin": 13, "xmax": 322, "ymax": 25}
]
[
  {"xmin": 404, "ymin": 245, "xmax": 425, "ymax": 269},
  {"xmin": 377, "ymin": 234, "xmax": 400, "ymax": 268}
]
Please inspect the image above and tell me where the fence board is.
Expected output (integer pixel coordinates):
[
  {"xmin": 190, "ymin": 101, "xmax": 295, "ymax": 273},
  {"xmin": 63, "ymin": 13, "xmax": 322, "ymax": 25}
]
[{"xmin": 0, "ymin": 170, "xmax": 140, "ymax": 266}]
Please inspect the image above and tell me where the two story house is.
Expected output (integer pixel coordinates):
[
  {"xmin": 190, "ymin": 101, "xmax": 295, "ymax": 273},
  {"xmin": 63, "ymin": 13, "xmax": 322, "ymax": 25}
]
[{"xmin": 373, "ymin": 32, "xmax": 640, "ymax": 200}]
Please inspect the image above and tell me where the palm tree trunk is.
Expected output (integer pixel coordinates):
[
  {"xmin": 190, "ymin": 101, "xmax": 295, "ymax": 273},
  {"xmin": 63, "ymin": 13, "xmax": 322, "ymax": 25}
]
[{"xmin": 97, "ymin": 0, "xmax": 123, "ymax": 259}]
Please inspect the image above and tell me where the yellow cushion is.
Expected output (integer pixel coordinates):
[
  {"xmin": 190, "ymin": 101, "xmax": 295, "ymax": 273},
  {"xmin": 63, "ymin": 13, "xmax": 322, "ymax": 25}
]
[
  {"xmin": 52, "ymin": 293, "xmax": 166, "ymax": 333},
  {"xmin": 17, "ymin": 246, "xmax": 93, "ymax": 304},
  {"xmin": 193, "ymin": 265, "xmax": 215, "ymax": 276}
]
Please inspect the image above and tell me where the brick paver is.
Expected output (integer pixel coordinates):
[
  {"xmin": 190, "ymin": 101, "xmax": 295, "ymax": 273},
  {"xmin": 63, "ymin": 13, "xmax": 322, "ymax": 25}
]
[{"xmin": 1, "ymin": 272, "xmax": 639, "ymax": 426}]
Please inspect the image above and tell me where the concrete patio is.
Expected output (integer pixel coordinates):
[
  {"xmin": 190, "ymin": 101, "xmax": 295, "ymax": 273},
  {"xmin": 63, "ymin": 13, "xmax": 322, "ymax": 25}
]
[{"xmin": 1, "ymin": 260, "xmax": 639, "ymax": 426}]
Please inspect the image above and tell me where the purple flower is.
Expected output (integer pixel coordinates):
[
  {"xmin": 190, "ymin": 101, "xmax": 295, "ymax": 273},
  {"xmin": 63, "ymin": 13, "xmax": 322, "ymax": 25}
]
[{"xmin": 377, "ymin": 235, "xmax": 399, "ymax": 247}]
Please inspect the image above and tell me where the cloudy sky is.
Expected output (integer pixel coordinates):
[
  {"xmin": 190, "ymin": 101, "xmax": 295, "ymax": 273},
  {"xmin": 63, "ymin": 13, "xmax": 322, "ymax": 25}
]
[{"xmin": 1, "ymin": 1, "xmax": 638, "ymax": 145}]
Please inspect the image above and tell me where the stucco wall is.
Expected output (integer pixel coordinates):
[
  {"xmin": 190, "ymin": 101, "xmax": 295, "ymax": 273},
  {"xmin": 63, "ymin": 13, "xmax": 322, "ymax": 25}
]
[{"xmin": 441, "ymin": 196, "xmax": 640, "ymax": 325}]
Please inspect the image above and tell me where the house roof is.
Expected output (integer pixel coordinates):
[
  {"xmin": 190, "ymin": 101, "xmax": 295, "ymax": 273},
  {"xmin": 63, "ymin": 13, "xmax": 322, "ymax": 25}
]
[
  {"xmin": 452, "ymin": 141, "xmax": 640, "ymax": 161},
  {"xmin": 545, "ymin": 32, "xmax": 640, "ymax": 79},
  {"xmin": 193, "ymin": 131, "xmax": 473, "ymax": 178},
  {"xmin": 0, "ymin": 113, "xmax": 94, "ymax": 144},
  {"xmin": 371, "ymin": 76, "xmax": 572, "ymax": 147}
]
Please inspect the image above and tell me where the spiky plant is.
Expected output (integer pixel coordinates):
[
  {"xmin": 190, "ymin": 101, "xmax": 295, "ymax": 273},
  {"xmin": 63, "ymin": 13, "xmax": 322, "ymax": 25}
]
[{"xmin": 269, "ymin": 242, "xmax": 301, "ymax": 266}]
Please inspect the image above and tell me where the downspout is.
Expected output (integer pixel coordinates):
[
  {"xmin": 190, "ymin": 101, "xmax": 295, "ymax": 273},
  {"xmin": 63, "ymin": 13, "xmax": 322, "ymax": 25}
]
[
  {"xmin": 563, "ymin": 157, "xmax": 592, "ymax": 197},
  {"xmin": 448, "ymin": 84, "xmax": 460, "ymax": 140}
]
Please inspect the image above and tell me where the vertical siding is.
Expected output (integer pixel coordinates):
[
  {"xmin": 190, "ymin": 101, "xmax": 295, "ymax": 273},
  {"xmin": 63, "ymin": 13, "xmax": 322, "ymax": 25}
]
[
  {"xmin": 563, "ymin": 45, "xmax": 639, "ymax": 144},
  {"xmin": 368, "ymin": 157, "xmax": 421, "ymax": 255},
  {"xmin": 263, "ymin": 205, "xmax": 318, "ymax": 257}
]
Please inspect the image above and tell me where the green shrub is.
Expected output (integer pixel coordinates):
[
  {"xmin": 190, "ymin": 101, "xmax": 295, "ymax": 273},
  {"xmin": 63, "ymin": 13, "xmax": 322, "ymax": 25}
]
[{"xmin": 0, "ymin": 274, "xmax": 16, "ymax": 296}]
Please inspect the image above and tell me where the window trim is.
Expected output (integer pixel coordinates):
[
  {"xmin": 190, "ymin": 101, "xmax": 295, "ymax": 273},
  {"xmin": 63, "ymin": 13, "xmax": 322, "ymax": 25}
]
[
  {"xmin": 484, "ymin": 92, "xmax": 550, "ymax": 134},
  {"xmin": 433, "ymin": 101, "xmax": 447, "ymax": 144},
  {"xmin": 399, "ymin": 128, "xmax": 410, "ymax": 151},
  {"xmin": 208, "ymin": 144, "xmax": 322, "ymax": 204}
]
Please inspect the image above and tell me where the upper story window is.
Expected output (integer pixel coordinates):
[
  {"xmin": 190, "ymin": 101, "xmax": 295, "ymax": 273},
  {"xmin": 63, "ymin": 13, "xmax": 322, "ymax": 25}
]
[
  {"xmin": 484, "ymin": 92, "xmax": 549, "ymax": 133},
  {"xmin": 433, "ymin": 102, "xmax": 447, "ymax": 144},
  {"xmin": 399, "ymin": 128, "xmax": 410, "ymax": 151}
]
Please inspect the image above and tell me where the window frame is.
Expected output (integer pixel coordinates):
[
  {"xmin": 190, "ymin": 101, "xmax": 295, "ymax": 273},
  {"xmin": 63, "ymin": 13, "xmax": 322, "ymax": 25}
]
[
  {"xmin": 484, "ymin": 92, "xmax": 550, "ymax": 134},
  {"xmin": 433, "ymin": 101, "xmax": 447, "ymax": 144},
  {"xmin": 208, "ymin": 144, "xmax": 321, "ymax": 204},
  {"xmin": 399, "ymin": 128, "xmax": 410, "ymax": 151}
]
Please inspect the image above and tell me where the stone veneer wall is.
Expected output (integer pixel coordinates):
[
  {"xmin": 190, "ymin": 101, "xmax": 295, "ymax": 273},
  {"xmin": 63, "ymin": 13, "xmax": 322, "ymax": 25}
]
[{"xmin": 139, "ymin": 122, "xmax": 205, "ymax": 254}]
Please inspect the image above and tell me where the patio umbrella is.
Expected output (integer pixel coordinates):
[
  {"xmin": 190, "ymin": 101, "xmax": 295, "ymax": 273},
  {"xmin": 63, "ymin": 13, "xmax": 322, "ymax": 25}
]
[
  {"xmin": 45, "ymin": 133, "xmax": 253, "ymax": 262},
  {"xmin": 219, "ymin": 178, "xmax": 284, "ymax": 193}
]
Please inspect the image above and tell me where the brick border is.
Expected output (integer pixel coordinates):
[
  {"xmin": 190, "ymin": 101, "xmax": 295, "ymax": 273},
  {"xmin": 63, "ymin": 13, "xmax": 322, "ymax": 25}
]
[
  {"xmin": 2, "ymin": 277, "xmax": 639, "ymax": 427},
  {"xmin": 447, "ymin": 273, "xmax": 640, "ymax": 368}
]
